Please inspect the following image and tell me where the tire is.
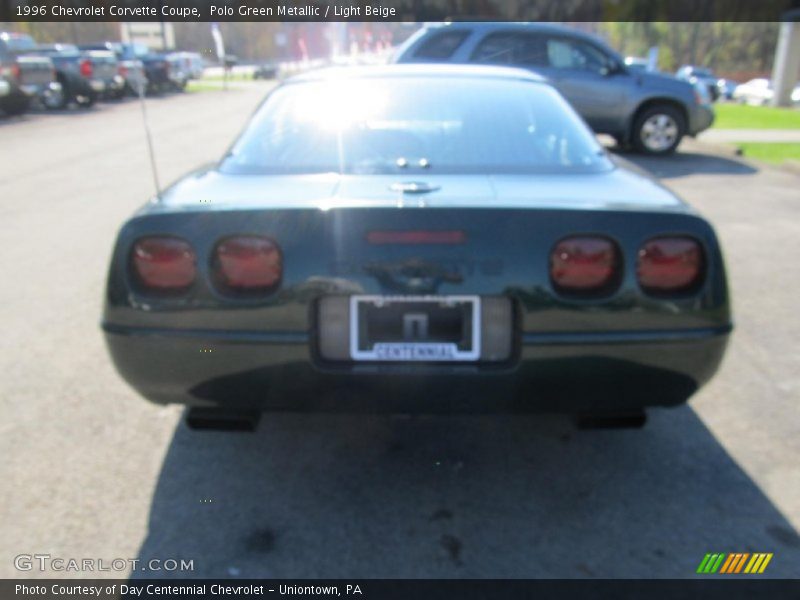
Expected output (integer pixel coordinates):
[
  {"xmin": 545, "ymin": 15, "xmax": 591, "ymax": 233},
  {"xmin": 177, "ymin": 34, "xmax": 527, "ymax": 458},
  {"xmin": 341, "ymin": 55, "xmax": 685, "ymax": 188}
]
[
  {"xmin": 0, "ymin": 92, "xmax": 32, "ymax": 116},
  {"xmin": 43, "ymin": 80, "xmax": 67, "ymax": 110},
  {"xmin": 631, "ymin": 104, "xmax": 686, "ymax": 156}
]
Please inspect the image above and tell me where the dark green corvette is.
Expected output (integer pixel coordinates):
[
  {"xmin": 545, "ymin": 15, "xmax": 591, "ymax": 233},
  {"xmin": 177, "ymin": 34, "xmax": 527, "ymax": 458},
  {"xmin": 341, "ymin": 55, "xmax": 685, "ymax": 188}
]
[{"xmin": 102, "ymin": 65, "xmax": 731, "ymax": 426}]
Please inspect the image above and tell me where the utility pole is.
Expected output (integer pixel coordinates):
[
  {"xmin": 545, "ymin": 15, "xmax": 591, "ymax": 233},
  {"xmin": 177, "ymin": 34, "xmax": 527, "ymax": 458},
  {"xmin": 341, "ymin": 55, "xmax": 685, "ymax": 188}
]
[{"xmin": 771, "ymin": 10, "xmax": 800, "ymax": 107}]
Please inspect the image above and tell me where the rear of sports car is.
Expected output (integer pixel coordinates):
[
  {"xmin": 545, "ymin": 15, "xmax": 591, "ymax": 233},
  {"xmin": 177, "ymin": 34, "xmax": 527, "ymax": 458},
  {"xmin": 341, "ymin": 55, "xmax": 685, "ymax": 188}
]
[{"xmin": 102, "ymin": 66, "xmax": 731, "ymax": 422}]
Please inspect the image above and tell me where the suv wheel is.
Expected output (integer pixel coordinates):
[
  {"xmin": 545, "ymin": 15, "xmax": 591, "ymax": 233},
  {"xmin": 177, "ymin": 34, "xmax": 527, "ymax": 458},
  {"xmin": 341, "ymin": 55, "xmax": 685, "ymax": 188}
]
[{"xmin": 632, "ymin": 105, "xmax": 686, "ymax": 155}]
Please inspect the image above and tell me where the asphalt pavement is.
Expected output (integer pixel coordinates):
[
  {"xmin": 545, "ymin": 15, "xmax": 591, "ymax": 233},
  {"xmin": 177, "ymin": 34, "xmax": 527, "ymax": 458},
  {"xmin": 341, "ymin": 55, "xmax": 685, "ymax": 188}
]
[{"xmin": 0, "ymin": 85, "xmax": 798, "ymax": 579}]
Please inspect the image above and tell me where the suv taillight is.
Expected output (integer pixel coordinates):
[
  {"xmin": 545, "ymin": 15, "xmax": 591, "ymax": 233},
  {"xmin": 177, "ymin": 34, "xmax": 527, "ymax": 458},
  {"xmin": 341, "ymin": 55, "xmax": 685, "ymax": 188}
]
[
  {"xmin": 214, "ymin": 236, "xmax": 282, "ymax": 293},
  {"xmin": 132, "ymin": 237, "xmax": 196, "ymax": 291},
  {"xmin": 637, "ymin": 237, "xmax": 704, "ymax": 294},
  {"xmin": 79, "ymin": 59, "xmax": 92, "ymax": 78},
  {"xmin": 3, "ymin": 63, "xmax": 22, "ymax": 81},
  {"xmin": 550, "ymin": 236, "xmax": 620, "ymax": 295}
]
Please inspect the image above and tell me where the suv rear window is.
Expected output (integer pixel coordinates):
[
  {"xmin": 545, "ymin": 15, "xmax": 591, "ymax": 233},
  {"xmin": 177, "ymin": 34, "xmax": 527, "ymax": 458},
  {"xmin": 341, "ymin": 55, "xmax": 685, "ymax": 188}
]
[
  {"xmin": 413, "ymin": 30, "xmax": 469, "ymax": 59},
  {"xmin": 3, "ymin": 34, "xmax": 37, "ymax": 54}
]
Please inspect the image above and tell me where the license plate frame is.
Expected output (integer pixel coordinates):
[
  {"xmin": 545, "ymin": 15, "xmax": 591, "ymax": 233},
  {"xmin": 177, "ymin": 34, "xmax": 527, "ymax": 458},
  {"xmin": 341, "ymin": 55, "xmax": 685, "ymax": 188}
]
[{"xmin": 349, "ymin": 295, "xmax": 481, "ymax": 362}]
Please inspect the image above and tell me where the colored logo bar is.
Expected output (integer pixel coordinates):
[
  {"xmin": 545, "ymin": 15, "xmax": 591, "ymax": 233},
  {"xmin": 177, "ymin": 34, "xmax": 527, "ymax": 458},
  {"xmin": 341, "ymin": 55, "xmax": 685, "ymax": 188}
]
[{"xmin": 696, "ymin": 553, "xmax": 773, "ymax": 574}]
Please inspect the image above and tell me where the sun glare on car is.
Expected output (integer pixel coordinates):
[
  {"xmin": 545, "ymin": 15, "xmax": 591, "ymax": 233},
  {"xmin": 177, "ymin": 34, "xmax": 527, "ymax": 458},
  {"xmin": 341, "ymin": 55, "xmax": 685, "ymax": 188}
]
[{"xmin": 294, "ymin": 81, "xmax": 389, "ymax": 131}]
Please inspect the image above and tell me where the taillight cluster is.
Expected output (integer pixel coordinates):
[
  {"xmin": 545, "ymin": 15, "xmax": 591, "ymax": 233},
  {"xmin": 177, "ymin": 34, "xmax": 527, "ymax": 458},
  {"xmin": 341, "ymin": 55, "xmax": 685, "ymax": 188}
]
[
  {"xmin": 637, "ymin": 236, "xmax": 704, "ymax": 295},
  {"xmin": 131, "ymin": 235, "xmax": 282, "ymax": 296},
  {"xmin": 213, "ymin": 236, "xmax": 282, "ymax": 293},
  {"xmin": 79, "ymin": 59, "xmax": 93, "ymax": 78},
  {"xmin": 1, "ymin": 64, "xmax": 21, "ymax": 81},
  {"xmin": 550, "ymin": 236, "xmax": 620, "ymax": 296},
  {"xmin": 132, "ymin": 237, "xmax": 196, "ymax": 291},
  {"xmin": 550, "ymin": 235, "xmax": 704, "ymax": 297}
]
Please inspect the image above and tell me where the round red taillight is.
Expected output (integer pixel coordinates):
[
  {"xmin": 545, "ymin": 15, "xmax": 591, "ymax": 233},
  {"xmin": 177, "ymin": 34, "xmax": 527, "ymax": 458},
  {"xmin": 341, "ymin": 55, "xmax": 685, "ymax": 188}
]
[
  {"xmin": 550, "ymin": 236, "xmax": 620, "ymax": 295},
  {"xmin": 132, "ymin": 237, "xmax": 196, "ymax": 290},
  {"xmin": 214, "ymin": 236, "xmax": 282, "ymax": 292},
  {"xmin": 637, "ymin": 236, "xmax": 704, "ymax": 294}
]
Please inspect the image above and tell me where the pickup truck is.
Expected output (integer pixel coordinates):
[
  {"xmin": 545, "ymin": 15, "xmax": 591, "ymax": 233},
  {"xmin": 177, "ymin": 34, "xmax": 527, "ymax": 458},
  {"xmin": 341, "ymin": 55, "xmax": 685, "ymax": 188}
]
[
  {"xmin": 0, "ymin": 31, "xmax": 61, "ymax": 114},
  {"xmin": 79, "ymin": 42, "xmax": 147, "ymax": 96},
  {"xmin": 34, "ymin": 44, "xmax": 124, "ymax": 107},
  {"xmin": 115, "ymin": 42, "xmax": 172, "ymax": 94}
]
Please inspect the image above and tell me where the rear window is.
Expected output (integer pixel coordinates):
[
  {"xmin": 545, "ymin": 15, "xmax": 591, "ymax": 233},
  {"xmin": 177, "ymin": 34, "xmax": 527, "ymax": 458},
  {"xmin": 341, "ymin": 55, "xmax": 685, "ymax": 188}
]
[
  {"xmin": 221, "ymin": 77, "xmax": 611, "ymax": 176},
  {"xmin": 4, "ymin": 35, "xmax": 37, "ymax": 53},
  {"xmin": 413, "ymin": 30, "xmax": 470, "ymax": 59}
]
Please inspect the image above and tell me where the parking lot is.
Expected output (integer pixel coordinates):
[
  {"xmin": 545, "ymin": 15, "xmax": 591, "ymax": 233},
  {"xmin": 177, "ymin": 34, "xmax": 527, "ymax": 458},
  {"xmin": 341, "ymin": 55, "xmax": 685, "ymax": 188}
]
[{"xmin": 1, "ymin": 83, "xmax": 799, "ymax": 578}]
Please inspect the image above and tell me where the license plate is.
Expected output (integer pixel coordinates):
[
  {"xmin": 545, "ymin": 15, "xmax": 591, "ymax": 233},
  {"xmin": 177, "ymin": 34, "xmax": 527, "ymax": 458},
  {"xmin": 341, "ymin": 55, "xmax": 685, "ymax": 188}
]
[
  {"xmin": 90, "ymin": 80, "xmax": 105, "ymax": 91},
  {"xmin": 350, "ymin": 295, "xmax": 480, "ymax": 362}
]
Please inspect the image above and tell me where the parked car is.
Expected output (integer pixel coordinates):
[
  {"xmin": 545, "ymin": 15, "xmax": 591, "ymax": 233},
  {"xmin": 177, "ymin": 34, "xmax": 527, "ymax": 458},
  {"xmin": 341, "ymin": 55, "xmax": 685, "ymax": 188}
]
[
  {"xmin": 716, "ymin": 78, "xmax": 739, "ymax": 101},
  {"xmin": 393, "ymin": 23, "xmax": 714, "ymax": 155},
  {"xmin": 115, "ymin": 42, "xmax": 171, "ymax": 94},
  {"xmin": 82, "ymin": 48, "xmax": 125, "ymax": 99},
  {"xmin": 0, "ymin": 72, "xmax": 17, "ymax": 114},
  {"xmin": 32, "ymin": 44, "xmax": 123, "ymax": 107},
  {"xmin": 102, "ymin": 65, "xmax": 731, "ymax": 430},
  {"xmin": 169, "ymin": 51, "xmax": 205, "ymax": 80},
  {"xmin": 79, "ymin": 43, "xmax": 147, "ymax": 96},
  {"xmin": 0, "ymin": 43, "xmax": 32, "ymax": 116},
  {"xmin": 732, "ymin": 78, "xmax": 800, "ymax": 106},
  {"xmin": 0, "ymin": 31, "xmax": 61, "ymax": 113},
  {"xmin": 733, "ymin": 78, "xmax": 773, "ymax": 106},
  {"xmin": 253, "ymin": 62, "xmax": 279, "ymax": 80},
  {"xmin": 675, "ymin": 65, "xmax": 721, "ymax": 102},
  {"xmin": 165, "ymin": 53, "xmax": 190, "ymax": 90}
]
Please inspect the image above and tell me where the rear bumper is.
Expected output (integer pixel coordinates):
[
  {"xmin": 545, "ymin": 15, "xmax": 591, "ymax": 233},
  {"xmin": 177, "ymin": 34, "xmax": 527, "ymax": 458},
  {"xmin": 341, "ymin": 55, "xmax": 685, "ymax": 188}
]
[
  {"xmin": 103, "ymin": 324, "xmax": 731, "ymax": 414},
  {"xmin": 20, "ymin": 83, "xmax": 47, "ymax": 96}
]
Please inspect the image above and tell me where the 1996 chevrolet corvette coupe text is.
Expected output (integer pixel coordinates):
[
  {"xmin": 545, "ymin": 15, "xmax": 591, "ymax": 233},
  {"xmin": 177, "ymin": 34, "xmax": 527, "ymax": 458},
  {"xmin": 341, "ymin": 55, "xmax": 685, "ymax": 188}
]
[{"xmin": 102, "ymin": 65, "xmax": 731, "ymax": 428}]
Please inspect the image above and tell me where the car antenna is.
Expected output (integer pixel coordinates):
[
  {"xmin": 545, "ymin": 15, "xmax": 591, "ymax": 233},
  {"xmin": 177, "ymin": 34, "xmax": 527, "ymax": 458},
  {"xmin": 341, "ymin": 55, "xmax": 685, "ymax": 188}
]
[{"xmin": 137, "ymin": 80, "xmax": 162, "ymax": 199}]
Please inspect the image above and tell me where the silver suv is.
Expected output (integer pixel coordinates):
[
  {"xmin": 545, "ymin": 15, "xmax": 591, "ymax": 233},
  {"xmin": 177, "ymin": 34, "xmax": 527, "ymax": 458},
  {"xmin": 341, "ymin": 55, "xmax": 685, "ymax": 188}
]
[{"xmin": 393, "ymin": 23, "xmax": 714, "ymax": 155}]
